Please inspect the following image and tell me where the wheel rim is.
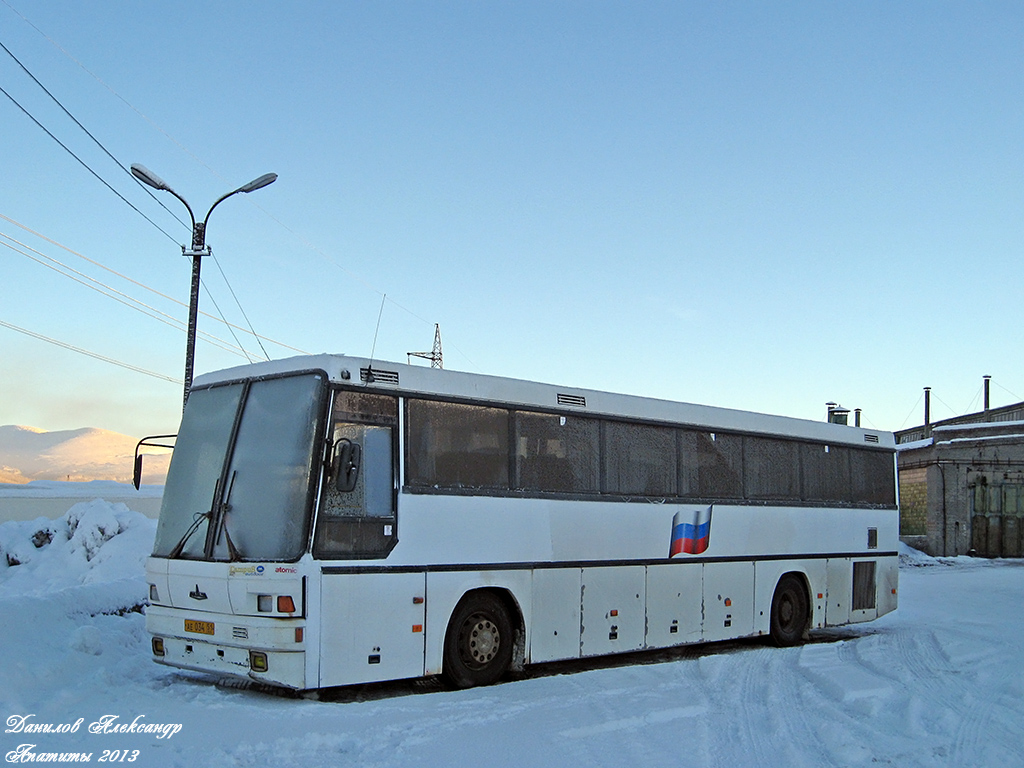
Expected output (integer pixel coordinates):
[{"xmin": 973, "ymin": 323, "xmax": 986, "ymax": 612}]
[
  {"xmin": 779, "ymin": 592, "xmax": 795, "ymax": 629},
  {"xmin": 462, "ymin": 612, "xmax": 500, "ymax": 667}
]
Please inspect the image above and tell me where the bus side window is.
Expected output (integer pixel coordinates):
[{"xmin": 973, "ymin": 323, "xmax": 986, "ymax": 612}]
[
  {"xmin": 325, "ymin": 424, "xmax": 392, "ymax": 517},
  {"xmin": 313, "ymin": 419, "xmax": 397, "ymax": 560}
]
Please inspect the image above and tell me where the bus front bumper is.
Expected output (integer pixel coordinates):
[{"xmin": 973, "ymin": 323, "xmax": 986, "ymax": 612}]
[{"xmin": 147, "ymin": 605, "xmax": 307, "ymax": 690}]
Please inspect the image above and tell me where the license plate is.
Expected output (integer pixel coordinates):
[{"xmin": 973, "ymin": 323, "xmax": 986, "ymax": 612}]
[{"xmin": 184, "ymin": 619, "xmax": 215, "ymax": 636}]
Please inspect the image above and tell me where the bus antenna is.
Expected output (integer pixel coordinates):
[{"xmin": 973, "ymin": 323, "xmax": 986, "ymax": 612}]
[{"xmin": 368, "ymin": 293, "xmax": 386, "ymax": 364}]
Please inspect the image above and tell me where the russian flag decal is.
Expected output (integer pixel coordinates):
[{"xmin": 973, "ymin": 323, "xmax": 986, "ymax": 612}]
[{"xmin": 670, "ymin": 507, "xmax": 712, "ymax": 556}]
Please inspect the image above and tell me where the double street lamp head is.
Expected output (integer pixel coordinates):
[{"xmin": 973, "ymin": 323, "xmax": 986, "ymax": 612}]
[
  {"xmin": 130, "ymin": 164, "xmax": 278, "ymax": 246},
  {"xmin": 131, "ymin": 163, "xmax": 277, "ymax": 410}
]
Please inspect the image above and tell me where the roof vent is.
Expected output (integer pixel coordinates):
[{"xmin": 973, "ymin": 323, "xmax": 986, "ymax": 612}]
[
  {"xmin": 864, "ymin": 434, "xmax": 880, "ymax": 444},
  {"xmin": 360, "ymin": 367, "xmax": 399, "ymax": 385},
  {"xmin": 557, "ymin": 393, "xmax": 587, "ymax": 408}
]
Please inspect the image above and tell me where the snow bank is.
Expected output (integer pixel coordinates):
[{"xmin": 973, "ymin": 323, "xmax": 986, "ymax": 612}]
[{"xmin": 0, "ymin": 498, "xmax": 155, "ymax": 605}]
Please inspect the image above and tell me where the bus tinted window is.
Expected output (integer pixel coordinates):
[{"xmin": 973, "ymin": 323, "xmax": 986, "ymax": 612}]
[
  {"xmin": 333, "ymin": 390, "xmax": 398, "ymax": 423},
  {"xmin": 514, "ymin": 412, "xmax": 600, "ymax": 494},
  {"xmin": 745, "ymin": 436, "xmax": 801, "ymax": 501},
  {"xmin": 801, "ymin": 444, "xmax": 851, "ymax": 503},
  {"xmin": 602, "ymin": 422, "xmax": 677, "ymax": 497},
  {"xmin": 850, "ymin": 449, "xmax": 896, "ymax": 506},
  {"xmin": 406, "ymin": 400, "xmax": 510, "ymax": 489},
  {"xmin": 679, "ymin": 430, "xmax": 744, "ymax": 500}
]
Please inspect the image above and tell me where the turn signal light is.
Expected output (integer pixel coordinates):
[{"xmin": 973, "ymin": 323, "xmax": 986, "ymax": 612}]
[{"xmin": 277, "ymin": 595, "xmax": 296, "ymax": 613}]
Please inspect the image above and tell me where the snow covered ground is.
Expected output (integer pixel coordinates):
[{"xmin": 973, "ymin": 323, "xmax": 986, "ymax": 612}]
[{"xmin": 2, "ymin": 499, "xmax": 1023, "ymax": 767}]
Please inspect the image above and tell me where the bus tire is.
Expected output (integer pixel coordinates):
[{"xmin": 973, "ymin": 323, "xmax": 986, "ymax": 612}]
[
  {"xmin": 770, "ymin": 574, "xmax": 808, "ymax": 647},
  {"xmin": 443, "ymin": 592, "xmax": 514, "ymax": 688}
]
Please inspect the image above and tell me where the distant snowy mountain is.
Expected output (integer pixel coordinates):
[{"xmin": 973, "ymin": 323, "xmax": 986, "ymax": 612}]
[{"xmin": 0, "ymin": 425, "xmax": 169, "ymax": 484}]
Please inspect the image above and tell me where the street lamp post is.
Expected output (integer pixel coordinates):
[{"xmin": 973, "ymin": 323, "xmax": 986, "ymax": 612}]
[{"xmin": 130, "ymin": 164, "xmax": 277, "ymax": 410}]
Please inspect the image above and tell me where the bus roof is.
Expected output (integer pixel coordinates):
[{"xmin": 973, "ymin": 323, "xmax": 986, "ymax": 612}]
[{"xmin": 193, "ymin": 354, "xmax": 894, "ymax": 449}]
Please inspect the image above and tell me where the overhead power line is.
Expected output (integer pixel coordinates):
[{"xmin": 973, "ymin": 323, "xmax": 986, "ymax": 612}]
[
  {"xmin": 0, "ymin": 33, "xmax": 274, "ymax": 359},
  {"xmin": 0, "ymin": 37, "xmax": 189, "ymax": 231},
  {"xmin": 0, "ymin": 233, "xmax": 255, "ymax": 360},
  {"xmin": 0, "ymin": 81, "xmax": 181, "ymax": 245},
  {"xmin": 3, "ymin": 0, "xmax": 473, "ymax": 369},
  {"xmin": 0, "ymin": 212, "xmax": 309, "ymax": 356},
  {"xmin": 0, "ymin": 318, "xmax": 180, "ymax": 384}
]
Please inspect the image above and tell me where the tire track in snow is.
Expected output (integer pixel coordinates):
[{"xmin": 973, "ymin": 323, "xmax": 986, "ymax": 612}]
[
  {"xmin": 854, "ymin": 627, "xmax": 1014, "ymax": 764},
  {"xmin": 772, "ymin": 647, "xmax": 841, "ymax": 768}
]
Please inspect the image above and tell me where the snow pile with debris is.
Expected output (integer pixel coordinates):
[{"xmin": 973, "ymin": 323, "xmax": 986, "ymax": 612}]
[
  {"xmin": 0, "ymin": 499, "xmax": 155, "ymax": 601},
  {"xmin": 1, "ymin": 498, "xmax": 1023, "ymax": 768}
]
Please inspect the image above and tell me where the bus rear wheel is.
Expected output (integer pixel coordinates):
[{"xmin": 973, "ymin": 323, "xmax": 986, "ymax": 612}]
[
  {"xmin": 770, "ymin": 575, "xmax": 808, "ymax": 647},
  {"xmin": 443, "ymin": 592, "xmax": 513, "ymax": 688}
]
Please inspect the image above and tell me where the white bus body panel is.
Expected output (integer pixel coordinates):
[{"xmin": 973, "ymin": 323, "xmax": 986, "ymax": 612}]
[
  {"xmin": 319, "ymin": 572, "xmax": 426, "ymax": 687},
  {"xmin": 878, "ymin": 558, "xmax": 899, "ymax": 616},
  {"xmin": 645, "ymin": 563, "xmax": 703, "ymax": 647},
  {"xmin": 701, "ymin": 562, "xmax": 754, "ymax": 642},
  {"xmin": 580, "ymin": 566, "xmax": 646, "ymax": 656},
  {"xmin": 144, "ymin": 557, "xmax": 314, "ymax": 690},
  {"xmin": 826, "ymin": 559, "xmax": 852, "ymax": 626},
  {"xmin": 530, "ymin": 568, "xmax": 582, "ymax": 663}
]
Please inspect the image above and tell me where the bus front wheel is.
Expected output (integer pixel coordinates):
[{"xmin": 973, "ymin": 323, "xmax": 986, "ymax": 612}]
[
  {"xmin": 770, "ymin": 574, "xmax": 808, "ymax": 647},
  {"xmin": 443, "ymin": 592, "xmax": 513, "ymax": 688}
]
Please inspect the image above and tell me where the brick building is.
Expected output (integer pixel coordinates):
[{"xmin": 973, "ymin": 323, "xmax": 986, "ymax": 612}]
[{"xmin": 895, "ymin": 395, "xmax": 1024, "ymax": 557}]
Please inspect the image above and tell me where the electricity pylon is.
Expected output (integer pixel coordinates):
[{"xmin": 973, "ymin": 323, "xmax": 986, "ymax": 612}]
[{"xmin": 407, "ymin": 324, "xmax": 443, "ymax": 368}]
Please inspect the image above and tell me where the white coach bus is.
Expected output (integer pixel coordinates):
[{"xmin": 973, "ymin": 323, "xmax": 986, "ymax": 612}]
[{"xmin": 144, "ymin": 355, "xmax": 898, "ymax": 691}]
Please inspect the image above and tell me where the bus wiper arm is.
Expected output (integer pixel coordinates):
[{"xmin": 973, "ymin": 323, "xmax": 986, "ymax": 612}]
[
  {"xmin": 168, "ymin": 510, "xmax": 211, "ymax": 559},
  {"xmin": 168, "ymin": 477, "xmax": 220, "ymax": 559},
  {"xmin": 216, "ymin": 470, "xmax": 243, "ymax": 562}
]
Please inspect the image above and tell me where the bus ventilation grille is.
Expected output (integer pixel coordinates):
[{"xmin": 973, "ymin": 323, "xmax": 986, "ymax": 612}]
[
  {"xmin": 232, "ymin": 627, "xmax": 248, "ymax": 640},
  {"xmin": 852, "ymin": 561, "xmax": 876, "ymax": 611},
  {"xmin": 557, "ymin": 393, "xmax": 587, "ymax": 408},
  {"xmin": 361, "ymin": 367, "xmax": 400, "ymax": 385},
  {"xmin": 863, "ymin": 434, "xmax": 880, "ymax": 443}
]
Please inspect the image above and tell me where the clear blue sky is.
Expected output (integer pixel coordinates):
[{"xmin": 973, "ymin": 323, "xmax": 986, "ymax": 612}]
[{"xmin": 1, "ymin": 1, "xmax": 1022, "ymax": 439}]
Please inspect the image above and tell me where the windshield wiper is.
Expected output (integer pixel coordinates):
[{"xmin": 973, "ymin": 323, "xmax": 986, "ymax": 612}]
[
  {"xmin": 168, "ymin": 511, "xmax": 211, "ymax": 559},
  {"xmin": 215, "ymin": 470, "xmax": 243, "ymax": 562},
  {"xmin": 168, "ymin": 478, "xmax": 220, "ymax": 559}
]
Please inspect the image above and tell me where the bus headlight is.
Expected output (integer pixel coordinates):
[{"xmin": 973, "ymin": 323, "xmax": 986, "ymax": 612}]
[{"xmin": 250, "ymin": 651, "xmax": 268, "ymax": 673}]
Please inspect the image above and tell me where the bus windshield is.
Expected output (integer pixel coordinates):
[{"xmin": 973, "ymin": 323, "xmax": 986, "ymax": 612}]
[{"xmin": 152, "ymin": 373, "xmax": 324, "ymax": 562}]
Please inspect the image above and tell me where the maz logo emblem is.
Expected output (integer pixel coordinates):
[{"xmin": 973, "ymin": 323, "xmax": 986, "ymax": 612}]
[{"xmin": 189, "ymin": 584, "xmax": 208, "ymax": 601}]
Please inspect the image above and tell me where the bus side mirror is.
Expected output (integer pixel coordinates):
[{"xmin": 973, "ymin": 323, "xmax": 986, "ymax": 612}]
[
  {"xmin": 334, "ymin": 439, "xmax": 362, "ymax": 493},
  {"xmin": 132, "ymin": 433, "xmax": 176, "ymax": 491}
]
